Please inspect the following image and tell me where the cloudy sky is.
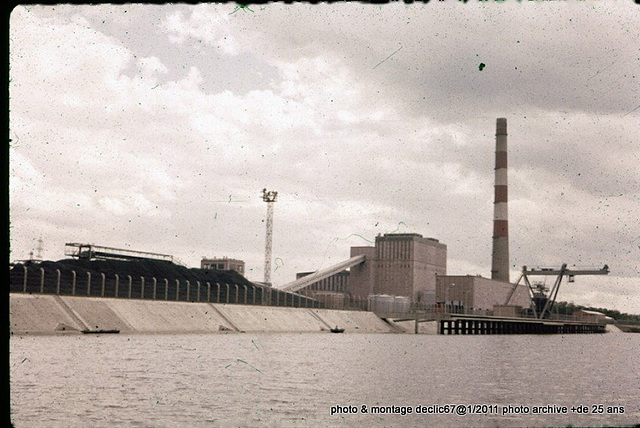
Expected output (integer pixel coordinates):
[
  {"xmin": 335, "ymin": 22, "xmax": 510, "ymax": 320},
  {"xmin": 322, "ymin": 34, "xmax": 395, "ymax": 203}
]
[{"xmin": 9, "ymin": 2, "xmax": 639, "ymax": 313}]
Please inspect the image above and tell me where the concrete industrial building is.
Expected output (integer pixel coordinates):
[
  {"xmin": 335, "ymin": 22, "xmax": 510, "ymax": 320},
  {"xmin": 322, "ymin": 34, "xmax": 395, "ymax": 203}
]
[
  {"xmin": 435, "ymin": 275, "xmax": 530, "ymax": 314},
  {"xmin": 349, "ymin": 233, "xmax": 447, "ymax": 302},
  {"xmin": 201, "ymin": 257, "xmax": 245, "ymax": 275},
  {"xmin": 294, "ymin": 233, "xmax": 447, "ymax": 304}
]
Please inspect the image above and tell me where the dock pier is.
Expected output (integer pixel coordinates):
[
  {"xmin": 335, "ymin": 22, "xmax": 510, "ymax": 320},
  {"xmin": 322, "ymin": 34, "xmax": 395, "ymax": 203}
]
[
  {"xmin": 377, "ymin": 311, "xmax": 606, "ymax": 335},
  {"xmin": 439, "ymin": 314, "xmax": 605, "ymax": 335}
]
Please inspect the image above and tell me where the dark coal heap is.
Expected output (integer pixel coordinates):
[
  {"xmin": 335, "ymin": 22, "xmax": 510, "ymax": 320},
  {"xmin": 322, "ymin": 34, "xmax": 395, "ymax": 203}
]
[
  {"xmin": 11, "ymin": 258, "xmax": 252, "ymax": 286},
  {"xmin": 10, "ymin": 258, "xmax": 321, "ymax": 307}
]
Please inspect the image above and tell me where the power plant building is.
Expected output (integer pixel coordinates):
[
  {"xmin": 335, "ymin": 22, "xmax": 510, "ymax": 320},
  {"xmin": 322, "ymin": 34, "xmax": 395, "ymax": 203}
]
[
  {"xmin": 349, "ymin": 233, "xmax": 447, "ymax": 302},
  {"xmin": 347, "ymin": 246, "xmax": 377, "ymax": 298},
  {"xmin": 291, "ymin": 233, "xmax": 446, "ymax": 304},
  {"xmin": 290, "ymin": 118, "xmax": 534, "ymax": 315}
]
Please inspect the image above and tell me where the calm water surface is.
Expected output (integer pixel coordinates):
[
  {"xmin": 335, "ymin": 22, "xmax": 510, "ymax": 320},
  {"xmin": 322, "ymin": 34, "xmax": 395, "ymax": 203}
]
[{"xmin": 10, "ymin": 332, "xmax": 640, "ymax": 427}]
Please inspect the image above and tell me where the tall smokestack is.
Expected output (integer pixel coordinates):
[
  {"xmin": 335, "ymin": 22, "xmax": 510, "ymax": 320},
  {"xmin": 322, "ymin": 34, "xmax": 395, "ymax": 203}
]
[{"xmin": 491, "ymin": 118, "xmax": 510, "ymax": 282}]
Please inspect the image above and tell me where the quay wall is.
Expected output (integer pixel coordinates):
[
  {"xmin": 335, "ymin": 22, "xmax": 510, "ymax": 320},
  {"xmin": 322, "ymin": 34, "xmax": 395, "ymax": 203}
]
[{"xmin": 9, "ymin": 294, "xmax": 397, "ymax": 335}]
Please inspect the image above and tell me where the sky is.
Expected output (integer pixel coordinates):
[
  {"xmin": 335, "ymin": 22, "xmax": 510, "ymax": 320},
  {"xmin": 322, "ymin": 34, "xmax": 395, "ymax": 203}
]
[{"xmin": 8, "ymin": 2, "xmax": 640, "ymax": 313}]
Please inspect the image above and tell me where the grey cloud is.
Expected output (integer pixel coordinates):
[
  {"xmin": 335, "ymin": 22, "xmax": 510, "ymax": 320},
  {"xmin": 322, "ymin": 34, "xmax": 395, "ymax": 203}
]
[{"xmin": 9, "ymin": 4, "xmax": 639, "ymax": 312}]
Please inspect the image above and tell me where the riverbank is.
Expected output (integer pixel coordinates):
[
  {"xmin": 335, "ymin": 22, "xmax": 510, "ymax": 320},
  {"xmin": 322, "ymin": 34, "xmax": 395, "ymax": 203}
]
[
  {"xmin": 9, "ymin": 294, "xmax": 401, "ymax": 335},
  {"xmin": 11, "ymin": 294, "xmax": 626, "ymax": 336}
]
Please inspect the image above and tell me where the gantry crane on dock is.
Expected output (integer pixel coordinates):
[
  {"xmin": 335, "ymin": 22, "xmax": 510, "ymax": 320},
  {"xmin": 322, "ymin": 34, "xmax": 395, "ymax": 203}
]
[{"xmin": 507, "ymin": 264, "xmax": 609, "ymax": 319}]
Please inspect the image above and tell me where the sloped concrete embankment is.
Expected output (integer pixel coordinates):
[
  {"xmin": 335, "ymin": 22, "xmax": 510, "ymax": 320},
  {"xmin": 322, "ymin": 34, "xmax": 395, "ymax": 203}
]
[
  {"xmin": 311, "ymin": 308, "xmax": 403, "ymax": 333},
  {"xmin": 392, "ymin": 320, "xmax": 439, "ymax": 335},
  {"xmin": 9, "ymin": 294, "xmax": 398, "ymax": 335}
]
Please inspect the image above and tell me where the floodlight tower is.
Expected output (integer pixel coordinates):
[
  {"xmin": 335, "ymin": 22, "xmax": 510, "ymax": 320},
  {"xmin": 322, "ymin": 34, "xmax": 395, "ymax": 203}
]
[{"xmin": 262, "ymin": 188, "xmax": 278, "ymax": 285}]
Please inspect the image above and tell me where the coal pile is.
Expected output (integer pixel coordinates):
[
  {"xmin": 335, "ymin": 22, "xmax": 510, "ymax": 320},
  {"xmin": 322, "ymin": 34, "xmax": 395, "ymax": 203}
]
[{"xmin": 10, "ymin": 258, "xmax": 320, "ymax": 308}]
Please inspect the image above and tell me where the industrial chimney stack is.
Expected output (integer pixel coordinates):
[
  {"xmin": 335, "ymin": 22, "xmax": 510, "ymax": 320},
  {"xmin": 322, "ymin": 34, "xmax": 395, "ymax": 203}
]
[{"xmin": 491, "ymin": 118, "xmax": 510, "ymax": 282}]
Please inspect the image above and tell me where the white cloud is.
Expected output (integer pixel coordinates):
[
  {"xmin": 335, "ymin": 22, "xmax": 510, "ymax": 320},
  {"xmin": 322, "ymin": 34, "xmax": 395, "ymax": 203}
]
[
  {"xmin": 137, "ymin": 56, "xmax": 168, "ymax": 80},
  {"xmin": 99, "ymin": 197, "xmax": 129, "ymax": 216},
  {"xmin": 9, "ymin": 149, "xmax": 44, "ymax": 192},
  {"xmin": 163, "ymin": 5, "xmax": 238, "ymax": 55}
]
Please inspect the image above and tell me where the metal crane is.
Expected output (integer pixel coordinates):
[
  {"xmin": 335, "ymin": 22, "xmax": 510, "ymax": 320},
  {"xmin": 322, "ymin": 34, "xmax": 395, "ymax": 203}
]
[
  {"xmin": 510, "ymin": 264, "xmax": 609, "ymax": 319},
  {"xmin": 262, "ymin": 189, "xmax": 278, "ymax": 285}
]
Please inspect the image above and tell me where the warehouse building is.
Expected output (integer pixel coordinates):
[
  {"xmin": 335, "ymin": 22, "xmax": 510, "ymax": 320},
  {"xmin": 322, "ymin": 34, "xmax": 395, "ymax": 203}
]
[{"xmin": 201, "ymin": 257, "xmax": 245, "ymax": 275}]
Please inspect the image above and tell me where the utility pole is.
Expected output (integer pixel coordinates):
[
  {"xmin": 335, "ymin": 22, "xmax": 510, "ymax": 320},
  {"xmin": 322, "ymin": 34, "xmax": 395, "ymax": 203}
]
[
  {"xmin": 262, "ymin": 189, "xmax": 278, "ymax": 285},
  {"xmin": 35, "ymin": 236, "xmax": 44, "ymax": 260}
]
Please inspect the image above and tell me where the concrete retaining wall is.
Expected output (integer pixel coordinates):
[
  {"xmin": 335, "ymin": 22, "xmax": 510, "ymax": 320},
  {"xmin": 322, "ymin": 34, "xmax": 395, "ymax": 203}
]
[
  {"xmin": 105, "ymin": 299, "xmax": 233, "ymax": 333},
  {"xmin": 9, "ymin": 294, "xmax": 84, "ymax": 333},
  {"xmin": 59, "ymin": 296, "xmax": 134, "ymax": 333},
  {"xmin": 311, "ymin": 308, "xmax": 398, "ymax": 333},
  {"xmin": 9, "ymin": 294, "xmax": 398, "ymax": 335},
  {"xmin": 215, "ymin": 304, "xmax": 328, "ymax": 332}
]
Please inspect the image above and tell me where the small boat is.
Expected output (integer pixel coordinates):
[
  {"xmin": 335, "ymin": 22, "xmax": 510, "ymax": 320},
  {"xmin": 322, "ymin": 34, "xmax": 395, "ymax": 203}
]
[
  {"xmin": 330, "ymin": 326, "xmax": 345, "ymax": 333},
  {"xmin": 81, "ymin": 329, "xmax": 120, "ymax": 334}
]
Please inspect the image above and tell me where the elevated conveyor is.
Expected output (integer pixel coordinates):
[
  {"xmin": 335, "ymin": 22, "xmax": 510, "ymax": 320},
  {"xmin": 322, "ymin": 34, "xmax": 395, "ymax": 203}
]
[
  {"xmin": 64, "ymin": 243, "xmax": 187, "ymax": 266},
  {"xmin": 277, "ymin": 255, "xmax": 366, "ymax": 293}
]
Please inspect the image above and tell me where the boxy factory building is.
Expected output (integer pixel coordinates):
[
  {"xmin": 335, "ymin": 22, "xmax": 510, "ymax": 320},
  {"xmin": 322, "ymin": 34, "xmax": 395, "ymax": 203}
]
[
  {"xmin": 435, "ymin": 275, "xmax": 530, "ymax": 315},
  {"xmin": 348, "ymin": 233, "xmax": 447, "ymax": 303}
]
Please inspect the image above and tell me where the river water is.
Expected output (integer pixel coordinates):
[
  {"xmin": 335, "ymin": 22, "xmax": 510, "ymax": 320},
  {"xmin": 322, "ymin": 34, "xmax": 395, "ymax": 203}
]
[{"xmin": 9, "ymin": 332, "xmax": 640, "ymax": 427}]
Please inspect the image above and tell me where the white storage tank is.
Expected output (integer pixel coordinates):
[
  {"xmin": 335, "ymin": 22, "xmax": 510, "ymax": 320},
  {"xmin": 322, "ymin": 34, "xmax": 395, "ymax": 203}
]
[
  {"xmin": 368, "ymin": 294, "xmax": 395, "ymax": 312},
  {"xmin": 369, "ymin": 294, "xmax": 410, "ymax": 313},
  {"xmin": 393, "ymin": 296, "xmax": 411, "ymax": 313}
]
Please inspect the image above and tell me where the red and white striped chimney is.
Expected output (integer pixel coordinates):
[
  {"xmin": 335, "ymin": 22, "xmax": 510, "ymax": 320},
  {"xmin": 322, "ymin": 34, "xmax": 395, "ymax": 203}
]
[{"xmin": 491, "ymin": 118, "xmax": 510, "ymax": 282}]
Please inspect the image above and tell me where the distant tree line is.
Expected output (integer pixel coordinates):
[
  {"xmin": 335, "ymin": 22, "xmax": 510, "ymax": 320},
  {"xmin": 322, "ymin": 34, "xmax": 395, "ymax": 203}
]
[{"xmin": 553, "ymin": 301, "xmax": 640, "ymax": 321}]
